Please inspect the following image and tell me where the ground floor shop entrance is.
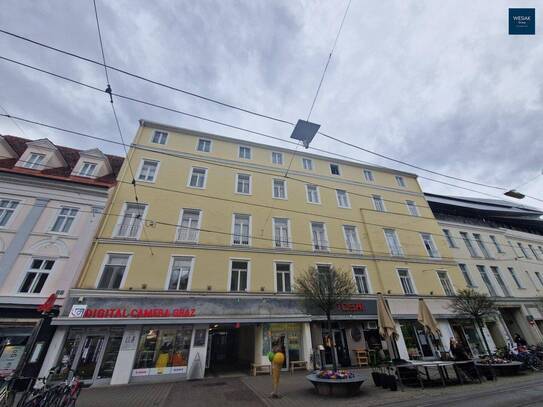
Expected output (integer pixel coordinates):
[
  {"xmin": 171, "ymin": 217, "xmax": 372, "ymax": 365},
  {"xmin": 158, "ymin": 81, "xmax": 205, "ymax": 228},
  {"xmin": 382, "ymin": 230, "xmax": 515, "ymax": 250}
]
[
  {"xmin": 263, "ymin": 323, "xmax": 302, "ymax": 372},
  {"xmin": 399, "ymin": 320, "xmax": 438, "ymax": 360},
  {"xmin": 450, "ymin": 320, "xmax": 486, "ymax": 357},
  {"xmin": 206, "ymin": 324, "xmax": 254, "ymax": 376}
]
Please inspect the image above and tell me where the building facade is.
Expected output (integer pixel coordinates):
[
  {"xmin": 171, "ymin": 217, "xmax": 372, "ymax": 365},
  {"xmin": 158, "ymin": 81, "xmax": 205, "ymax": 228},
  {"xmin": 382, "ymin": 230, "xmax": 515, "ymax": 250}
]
[
  {"xmin": 426, "ymin": 194, "xmax": 543, "ymax": 352},
  {"xmin": 46, "ymin": 120, "xmax": 475, "ymax": 386},
  {"xmin": 0, "ymin": 135, "xmax": 122, "ymax": 380}
]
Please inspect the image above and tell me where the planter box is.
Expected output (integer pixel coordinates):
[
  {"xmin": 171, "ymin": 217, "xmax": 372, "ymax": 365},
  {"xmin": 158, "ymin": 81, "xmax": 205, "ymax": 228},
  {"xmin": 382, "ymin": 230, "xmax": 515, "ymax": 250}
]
[{"xmin": 306, "ymin": 373, "xmax": 365, "ymax": 397}]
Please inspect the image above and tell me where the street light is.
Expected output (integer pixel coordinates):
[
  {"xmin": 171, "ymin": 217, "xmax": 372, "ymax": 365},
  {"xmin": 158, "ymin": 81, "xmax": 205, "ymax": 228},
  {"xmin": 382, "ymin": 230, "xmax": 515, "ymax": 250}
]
[
  {"xmin": 290, "ymin": 119, "xmax": 320, "ymax": 148},
  {"xmin": 504, "ymin": 190, "xmax": 526, "ymax": 199}
]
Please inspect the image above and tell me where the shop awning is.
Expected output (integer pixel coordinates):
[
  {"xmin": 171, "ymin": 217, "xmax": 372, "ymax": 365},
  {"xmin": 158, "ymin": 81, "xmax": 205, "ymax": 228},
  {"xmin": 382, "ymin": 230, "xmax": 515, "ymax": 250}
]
[{"xmin": 388, "ymin": 297, "xmax": 457, "ymax": 320}]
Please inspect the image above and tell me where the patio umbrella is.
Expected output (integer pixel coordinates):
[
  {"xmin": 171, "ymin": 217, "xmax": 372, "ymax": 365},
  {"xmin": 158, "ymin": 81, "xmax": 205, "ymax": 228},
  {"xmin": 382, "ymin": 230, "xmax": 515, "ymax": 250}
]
[
  {"xmin": 377, "ymin": 293, "xmax": 398, "ymax": 340},
  {"xmin": 417, "ymin": 298, "xmax": 441, "ymax": 338}
]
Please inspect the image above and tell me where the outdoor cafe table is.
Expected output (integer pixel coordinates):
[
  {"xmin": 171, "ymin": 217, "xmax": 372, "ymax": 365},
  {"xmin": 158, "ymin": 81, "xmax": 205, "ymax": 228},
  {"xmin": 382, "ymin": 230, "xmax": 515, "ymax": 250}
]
[{"xmin": 394, "ymin": 360, "xmax": 481, "ymax": 390}]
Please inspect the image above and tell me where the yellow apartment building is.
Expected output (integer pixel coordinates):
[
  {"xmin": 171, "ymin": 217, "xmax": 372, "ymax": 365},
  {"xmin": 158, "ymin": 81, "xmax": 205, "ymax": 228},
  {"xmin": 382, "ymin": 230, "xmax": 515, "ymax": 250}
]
[{"xmin": 44, "ymin": 120, "xmax": 477, "ymax": 386}]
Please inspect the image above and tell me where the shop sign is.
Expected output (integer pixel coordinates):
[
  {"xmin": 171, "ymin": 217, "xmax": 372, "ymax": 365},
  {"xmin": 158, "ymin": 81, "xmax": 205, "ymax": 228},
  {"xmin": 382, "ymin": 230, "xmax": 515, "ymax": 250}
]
[
  {"xmin": 336, "ymin": 303, "xmax": 365, "ymax": 312},
  {"xmin": 132, "ymin": 366, "xmax": 187, "ymax": 377},
  {"xmin": 0, "ymin": 345, "xmax": 25, "ymax": 376},
  {"xmin": 81, "ymin": 307, "xmax": 196, "ymax": 319},
  {"xmin": 37, "ymin": 293, "xmax": 57, "ymax": 314},
  {"xmin": 69, "ymin": 304, "xmax": 87, "ymax": 318}
]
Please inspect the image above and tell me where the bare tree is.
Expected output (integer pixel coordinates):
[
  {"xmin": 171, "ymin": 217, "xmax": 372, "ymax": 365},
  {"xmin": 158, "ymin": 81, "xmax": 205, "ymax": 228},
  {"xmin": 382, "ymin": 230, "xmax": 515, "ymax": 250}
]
[
  {"xmin": 449, "ymin": 289, "xmax": 498, "ymax": 355},
  {"xmin": 295, "ymin": 266, "xmax": 356, "ymax": 371}
]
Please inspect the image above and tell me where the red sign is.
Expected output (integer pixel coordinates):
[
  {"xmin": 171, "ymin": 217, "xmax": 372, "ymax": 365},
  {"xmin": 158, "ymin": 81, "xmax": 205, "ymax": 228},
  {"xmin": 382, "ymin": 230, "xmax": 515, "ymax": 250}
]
[
  {"xmin": 37, "ymin": 294, "xmax": 57, "ymax": 314},
  {"xmin": 336, "ymin": 303, "xmax": 364, "ymax": 312},
  {"xmin": 83, "ymin": 307, "xmax": 196, "ymax": 319}
]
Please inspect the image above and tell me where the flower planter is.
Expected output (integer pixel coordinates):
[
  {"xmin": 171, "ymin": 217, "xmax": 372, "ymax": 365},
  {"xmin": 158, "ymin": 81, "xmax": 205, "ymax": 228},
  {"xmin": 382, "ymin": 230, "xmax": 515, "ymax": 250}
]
[{"xmin": 306, "ymin": 372, "xmax": 365, "ymax": 397}]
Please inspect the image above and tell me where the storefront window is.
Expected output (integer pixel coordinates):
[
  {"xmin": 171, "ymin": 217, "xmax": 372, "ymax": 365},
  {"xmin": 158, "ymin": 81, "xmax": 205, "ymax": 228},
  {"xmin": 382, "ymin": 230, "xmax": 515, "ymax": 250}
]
[
  {"xmin": 0, "ymin": 325, "xmax": 33, "ymax": 378},
  {"xmin": 133, "ymin": 326, "xmax": 192, "ymax": 377},
  {"xmin": 97, "ymin": 328, "xmax": 124, "ymax": 379},
  {"xmin": 262, "ymin": 323, "xmax": 302, "ymax": 370},
  {"xmin": 400, "ymin": 321, "xmax": 435, "ymax": 359}
]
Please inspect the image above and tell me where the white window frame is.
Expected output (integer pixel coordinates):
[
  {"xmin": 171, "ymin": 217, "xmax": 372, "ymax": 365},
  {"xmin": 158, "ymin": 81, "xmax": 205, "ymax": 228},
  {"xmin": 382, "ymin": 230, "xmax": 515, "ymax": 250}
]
[
  {"xmin": 443, "ymin": 229, "xmax": 457, "ymax": 248},
  {"xmin": 397, "ymin": 268, "xmax": 417, "ymax": 295},
  {"xmin": 176, "ymin": 208, "xmax": 202, "ymax": 243},
  {"xmin": 363, "ymin": 169, "xmax": 374, "ymax": 182},
  {"xmin": 272, "ymin": 218, "xmax": 292, "ymax": 249},
  {"xmin": 384, "ymin": 229, "xmax": 403, "ymax": 256},
  {"xmin": 94, "ymin": 252, "xmax": 132, "ymax": 290},
  {"xmin": 271, "ymin": 151, "xmax": 283, "ymax": 165},
  {"xmin": 395, "ymin": 175, "xmax": 406, "ymax": 187},
  {"xmin": 420, "ymin": 233, "xmax": 440, "ymax": 258},
  {"xmin": 114, "ymin": 202, "xmax": 148, "ymax": 239},
  {"xmin": 460, "ymin": 232, "xmax": 479, "ymax": 257},
  {"xmin": 272, "ymin": 178, "xmax": 287, "ymax": 200},
  {"xmin": 136, "ymin": 159, "xmax": 160, "ymax": 183},
  {"xmin": 517, "ymin": 242, "xmax": 531, "ymax": 258},
  {"xmin": 49, "ymin": 206, "xmax": 79, "ymax": 234},
  {"xmin": 343, "ymin": 225, "xmax": 362, "ymax": 254},
  {"xmin": 235, "ymin": 173, "xmax": 252, "ymax": 195},
  {"xmin": 489, "ymin": 235, "xmax": 504, "ymax": 253},
  {"xmin": 239, "ymin": 145, "xmax": 252, "ymax": 159},
  {"xmin": 231, "ymin": 214, "xmax": 251, "ymax": 246},
  {"xmin": 228, "ymin": 258, "xmax": 251, "ymax": 292},
  {"xmin": 302, "ymin": 158, "xmax": 313, "ymax": 171},
  {"xmin": 0, "ymin": 199, "xmax": 20, "ymax": 228},
  {"xmin": 437, "ymin": 270, "xmax": 455, "ymax": 296},
  {"xmin": 406, "ymin": 200, "xmax": 419, "ymax": 216},
  {"xmin": 18, "ymin": 258, "xmax": 56, "ymax": 294},
  {"xmin": 508, "ymin": 267, "xmax": 524, "ymax": 289},
  {"xmin": 372, "ymin": 195, "xmax": 386, "ymax": 212},
  {"xmin": 535, "ymin": 271, "xmax": 543, "ymax": 288},
  {"xmin": 310, "ymin": 221, "xmax": 329, "ymax": 252},
  {"xmin": 151, "ymin": 130, "xmax": 168, "ymax": 145},
  {"xmin": 477, "ymin": 265, "xmax": 497, "ymax": 296},
  {"xmin": 165, "ymin": 255, "xmax": 195, "ymax": 291},
  {"xmin": 352, "ymin": 265, "xmax": 372, "ymax": 294},
  {"xmin": 458, "ymin": 264, "xmax": 476, "ymax": 287},
  {"xmin": 274, "ymin": 261, "xmax": 293, "ymax": 293},
  {"xmin": 330, "ymin": 163, "xmax": 341, "ymax": 176},
  {"xmin": 473, "ymin": 234, "xmax": 492, "ymax": 259},
  {"xmin": 490, "ymin": 266, "xmax": 510, "ymax": 296},
  {"xmin": 187, "ymin": 167, "xmax": 208, "ymax": 189},
  {"xmin": 196, "ymin": 138, "xmax": 212, "ymax": 152},
  {"xmin": 79, "ymin": 161, "xmax": 97, "ymax": 177},
  {"xmin": 306, "ymin": 184, "xmax": 321, "ymax": 204},
  {"xmin": 528, "ymin": 244, "xmax": 541, "ymax": 260},
  {"xmin": 23, "ymin": 153, "xmax": 45, "ymax": 169},
  {"xmin": 336, "ymin": 190, "xmax": 350, "ymax": 208}
]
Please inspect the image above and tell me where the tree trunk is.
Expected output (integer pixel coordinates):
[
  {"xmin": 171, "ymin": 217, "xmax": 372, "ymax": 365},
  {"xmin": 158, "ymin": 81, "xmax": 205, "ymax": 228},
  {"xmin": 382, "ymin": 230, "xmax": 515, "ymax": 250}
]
[
  {"xmin": 476, "ymin": 319, "xmax": 492, "ymax": 356},
  {"xmin": 326, "ymin": 312, "xmax": 339, "ymax": 371}
]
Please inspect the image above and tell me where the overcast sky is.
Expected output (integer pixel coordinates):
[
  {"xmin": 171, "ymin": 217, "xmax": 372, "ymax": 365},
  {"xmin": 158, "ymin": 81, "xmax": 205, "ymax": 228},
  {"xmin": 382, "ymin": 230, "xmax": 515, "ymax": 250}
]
[{"xmin": 0, "ymin": 1, "xmax": 541, "ymax": 208}]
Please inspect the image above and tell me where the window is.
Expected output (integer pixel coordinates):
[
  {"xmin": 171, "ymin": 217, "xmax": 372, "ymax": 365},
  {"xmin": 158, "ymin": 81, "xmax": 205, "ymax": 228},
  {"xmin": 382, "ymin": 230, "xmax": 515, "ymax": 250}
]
[
  {"xmin": 19, "ymin": 259, "xmax": 55, "ymax": 293},
  {"xmin": 473, "ymin": 234, "xmax": 492, "ymax": 259},
  {"xmin": 306, "ymin": 185, "xmax": 320, "ymax": 204},
  {"xmin": 528, "ymin": 244, "xmax": 541, "ymax": 260},
  {"xmin": 302, "ymin": 158, "xmax": 313, "ymax": 170},
  {"xmin": 330, "ymin": 163, "xmax": 340, "ymax": 175},
  {"xmin": 137, "ymin": 160, "xmax": 159, "ymax": 182},
  {"xmin": 239, "ymin": 146, "xmax": 251, "ymax": 159},
  {"xmin": 236, "ymin": 173, "xmax": 251, "ymax": 194},
  {"xmin": 151, "ymin": 130, "xmax": 168, "ymax": 145},
  {"xmin": 525, "ymin": 270, "xmax": 538, "ymax": 289},
  {"xmin": 363, "ymin": 169, "xmax": 374, "ymax": 182},
  {"xmin": 272, "ymin": 179, "xmax": 287, "ymax": 199},
  {"xmin": 517, "ymin": 242, "xmax": 531, "ymax": 258},
  {"xmin": 273, "ymin": 218, "xmax": 290, "ymax": 248},
  {"xmin": 458, "ymin": 264, "xmax": 475, "ymax": 287},
  {"xmin": 539, "ymin": 246, "xmax": 543, "ymax": 257},
  {"xmin": 230, "ymin": 260, "xmax": 248, "ymax": 291},
  {"xmin": 275, "ymin": 263, "xmax": 291, "ymax": 293},
  {"xmin": 188, "ymin": 167, "xmax": 207, "ymax": 188},
  {"xmin": 97, "ymin": 254, "xmax": 129, "ymax": 289},
  {"xmin": 311, "ymin": 222, "xmax": 328, "ymax": 251},
  {"xmin": 23, "ymin": 153, "xmax": 45, "ymax": 169},
  {"xmin": 437, "ymin": 271, "xmax": 455, "ymax": 295},
  {"xmin": 372, "ymin": 195, "xmax": 386, "ymax": 212},
  {"xmin": 489, "ymin": 235, "xmax": 504, "ymax": 253},
  {"xmin": 51, "ymin": 207, "xmax": 78, "ymax": 233},
  {"xmin": 535, "ymin": 272, "xmax": 543, "ymax": 288},
  {"xmin": 406, "ymin": 200, "xmax": 419, "ymax": 216},
  {"xmin": 197, "ymin": 138, "xmax": 211, "ymax": 152},
  {"xmin": 397, "ymin": 269, "xmax": 415, "ymax": 294},
  {"xmin": 232, "ymin": 214, "xmax": 250, "ymax": 245},
  {"xmin": 460, "ymin": 232, "xmax": 478, "ymax": 257},
  {"xmin": 443, "ymin": 229, "xmax": 456, "ymax": 248},
  {"xmin": 421, "ymin": 233, "xmax": 440, "ymax": 258},
  {"xmin": 336, "ymin": 190, "xmax": 350, "ymax": 208},
  {"xmin": 384, "ymin": 229, "xmax": 403, "ymax": 256},
  {"xmin": 177, "ymin": 209, "xmax": 200, "ymax": 242},
  {"xmin": 117, "ymin": 203, "xmax": 146, "ymax": 238},
  {"xmin": 167, "ymin": 257, "xmax": 193, "ymax": 290},
  {"xmin": 271, "ymin": 152, "xmax": 283, "ymax": 165},
  {"xmin": 508, "ymin": 267, "xmax": 523, "ymax": 289},
  {"xmin": 353, "ymin": 267, "xmax": 370, "ymax": 294},
  {"xmin": 395, "ymin": 175, "xmax": 406, "ymax": 187},
  {"xmin": 343, "ymin": 225, "xmax": 362, "ymax": 254},
  {"xmin": 0, "ymin": 199, "xmax": 19, "ymax": 227},
  {"xmin": 79, "ymin": 162, "xmax": 97, "ymax": 177},
  {"xmin": 490, "ymin": 266, "xmax": 510, "ymax": 296},
  {"xmin": 477, "ymin": 265, "xmax": 497, "ymax": 296}
]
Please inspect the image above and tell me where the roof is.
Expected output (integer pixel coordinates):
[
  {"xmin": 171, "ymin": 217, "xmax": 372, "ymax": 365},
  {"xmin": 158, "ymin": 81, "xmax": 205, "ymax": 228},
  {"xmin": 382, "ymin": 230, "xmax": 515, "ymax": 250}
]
[{"xmin": 0, "ymin": 135, "xmax": 123, "ymax": 188}]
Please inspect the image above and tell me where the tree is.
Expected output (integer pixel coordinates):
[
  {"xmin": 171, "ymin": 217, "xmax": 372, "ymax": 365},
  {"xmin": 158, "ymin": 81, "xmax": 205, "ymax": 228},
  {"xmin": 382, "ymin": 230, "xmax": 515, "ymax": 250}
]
[
  {"xmin": 449, "ymin": 288, "xmax": 498, "ymax": 355},
  {"xmin": 295, "ymin": 266, "xmax": 356, "ymax": 371}
]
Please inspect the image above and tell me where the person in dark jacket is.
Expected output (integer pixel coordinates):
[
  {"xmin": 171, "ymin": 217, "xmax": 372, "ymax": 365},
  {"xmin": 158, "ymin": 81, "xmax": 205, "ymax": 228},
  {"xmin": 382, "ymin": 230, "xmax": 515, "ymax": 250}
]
[
  {"xmin": 450, "ymin": 337, "xmax": 470, "ymax": 361},
  {"xmin": 514, "ymin": 333, "xmax": 527, "ymax": 348}
]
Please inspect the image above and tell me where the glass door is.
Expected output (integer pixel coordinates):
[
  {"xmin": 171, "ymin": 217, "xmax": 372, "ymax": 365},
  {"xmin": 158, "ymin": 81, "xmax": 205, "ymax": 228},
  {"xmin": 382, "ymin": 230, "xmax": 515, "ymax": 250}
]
[{"xmin": 75, "ymin": 335, "xmax": 106, "ymax": 382}]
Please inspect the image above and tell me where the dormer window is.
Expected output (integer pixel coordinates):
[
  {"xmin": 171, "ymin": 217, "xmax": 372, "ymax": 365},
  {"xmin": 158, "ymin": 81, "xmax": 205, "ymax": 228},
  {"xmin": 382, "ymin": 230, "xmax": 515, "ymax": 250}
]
[
  {"xmin": 23, "ymin": 153, "xmax": 45, "ymax": 169},
  {"xmin": 79, "ymin": 162, "xmax": 97, "ymax": 177}
]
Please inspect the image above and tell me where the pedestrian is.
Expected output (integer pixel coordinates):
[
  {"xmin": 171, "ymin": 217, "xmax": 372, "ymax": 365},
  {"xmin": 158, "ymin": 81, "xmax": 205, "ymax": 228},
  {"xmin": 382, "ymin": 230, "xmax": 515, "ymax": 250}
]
[
  {"xmin": 514, "ymin": 333, "xmax": 527, "ymax": 348},
  {"xmin": 450, "ymin": 337, "xmax": 469, "ymax": 361},
  {"xmin": 270, "ymin": 343, "xmax": 285, "ymax": 398}
]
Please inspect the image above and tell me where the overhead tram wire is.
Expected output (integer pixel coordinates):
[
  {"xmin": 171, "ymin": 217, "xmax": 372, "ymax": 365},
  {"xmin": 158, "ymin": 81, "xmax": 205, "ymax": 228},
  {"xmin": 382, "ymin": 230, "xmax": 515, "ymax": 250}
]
[
  {"xmin": 0, "ymin": 27, "xmax": 529, "ymax": 195},
  {"xmin": 3, "ymin": 54, "xmax": 531, "ymax": 208}
]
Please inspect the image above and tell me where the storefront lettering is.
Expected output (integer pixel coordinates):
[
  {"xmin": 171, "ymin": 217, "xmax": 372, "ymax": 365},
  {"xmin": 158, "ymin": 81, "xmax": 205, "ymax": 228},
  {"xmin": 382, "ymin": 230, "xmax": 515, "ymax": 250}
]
[
  {"xmin": 336, "ymin": 303, "xmax": 364, "ymax": 312},
  {"xmin": 82, "ymin": 307, "xmax": 196, "ymax": 318}
]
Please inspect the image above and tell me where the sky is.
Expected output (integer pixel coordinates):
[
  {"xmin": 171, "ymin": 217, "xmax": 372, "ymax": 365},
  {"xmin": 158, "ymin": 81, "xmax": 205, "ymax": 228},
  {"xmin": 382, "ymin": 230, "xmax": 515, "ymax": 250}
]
[{"xmin": 0, "ymin": 0, "xmax": 541, "ymax": 209}]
